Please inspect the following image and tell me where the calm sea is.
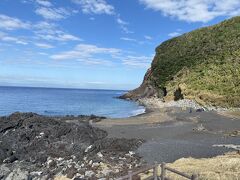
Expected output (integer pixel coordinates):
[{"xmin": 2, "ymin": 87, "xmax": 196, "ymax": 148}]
[{"xmin": 0, "ymin": 86, "xmax": 145, "ymax": 118}]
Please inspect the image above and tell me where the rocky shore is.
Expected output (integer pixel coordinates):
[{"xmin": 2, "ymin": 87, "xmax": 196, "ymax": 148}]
[
  {"xmin": 0, "ymin": 112, "xmax": 145, "ymax": 180},
  {"xmin": 137, "ymin": 98, "xmax": 203, "ymax": 110},
  {"xmin": 95, "ymin": 98, "xmax": 240, "ymax": 179},
  {"xmin": 136, "ymin": 97, "xmax": 240, "ymax": 113},
  {"xmin": 1, "ymin": 99, "xmax": 240, "ymax": 180}
]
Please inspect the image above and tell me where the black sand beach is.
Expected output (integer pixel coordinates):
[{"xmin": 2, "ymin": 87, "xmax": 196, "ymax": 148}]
[
  {"xmin": 95, "ymin": 107, "xmax": 240, "ymax": 163},
  {"xmin": 0, "ymin": 107, "xmax": 239, "ymax": 179}
]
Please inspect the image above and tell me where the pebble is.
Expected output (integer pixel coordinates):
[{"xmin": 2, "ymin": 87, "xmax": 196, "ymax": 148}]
[
  {"xmin": 56, "ymin": 157, "xmax": 64, "ymax": 161},
  {"xmin": 30, "ymin": 171, "xmax": 42, "ymax": 176},
  {"xmin": 85, "ymin": 145, "xmax": 92, "ymax": 153},
  {"xmin": 119, "ymin": 157, "xmax": 126, "ymax": 160},
  {"xmin": 85, "ymin": 170, "xmax": 95, "ymax": 177},
  {"xmin": 101, "ymin": 169, "xmax": 112, "ymax": 176},
  {"xmin": 92, "ymin": 162, "xmax": 100, "ymax": 167},
  {"xmin": 5, "ymin": 168, "xmax": 29, "ymax": 180},
  {"xmin": 129, "ymin": 151, "xmax": 135, "ymax": 155},
  {"xmin": 139, "ymin": 97, "xmax": 239, "ymax": 112},
  {"xmin": 47, "ymin": 159, "xmax": 53, "ymax": 166},
  {"xmin": 40, "ymin": 132, "xmax": 44, "ymax": 136},
  {"xmin": 0, "ymin": 164, "xmax": 10, "ymax": 177},
  {"xmin": 194, "ymin": 124, "xmax": 206, "ymax": 131},
  {"xmin": 88, "ymin": 160, "xmax": 93, "ymax": 166},
  {"xmin": 97, "ymin": 152, "xmax": 103, "ymax": 158}
]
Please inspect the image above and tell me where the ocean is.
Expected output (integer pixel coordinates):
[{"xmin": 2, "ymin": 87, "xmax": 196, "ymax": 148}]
[{"xmin": 0, "ymin": 86, "xmax": 145, "ymax": 118}]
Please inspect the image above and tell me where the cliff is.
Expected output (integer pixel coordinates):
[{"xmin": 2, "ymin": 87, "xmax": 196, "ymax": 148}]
[{"xmin": 121, "ymin": 16, "xmax": 240, "ymax": 107}]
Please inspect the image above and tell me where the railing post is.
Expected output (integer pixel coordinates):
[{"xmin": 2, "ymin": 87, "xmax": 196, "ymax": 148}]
[
  {"xmin": 153, "ymin": 161, "xmax": 158, "ymax": 180},
  {"xmin": 191, "ymin": 174, "xmax": 197, "ymax": 180},
  {"xmin": 128, "ymin": 170, "xmax": 132, "ymax": 180},
  {"xmin": 161, "ymin": 162, "xmax": 166, "ymax": 180}
]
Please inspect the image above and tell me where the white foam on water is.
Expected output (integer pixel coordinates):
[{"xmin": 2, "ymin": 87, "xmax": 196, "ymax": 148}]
[{"xmin": 130, "ymin": 108, "xmax": 146, "ymax": 116}]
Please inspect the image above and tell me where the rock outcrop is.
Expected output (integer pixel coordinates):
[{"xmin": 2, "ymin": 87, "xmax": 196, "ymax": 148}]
[
  {"xmin": 119, "ymin": 68, "xmax": 159, "ymax": 100},
  {"xmin": 0, "ymin": 112, "xmax": 144, "ymax": 179},
  {"xmin": 122, "ymin": 16, "xmax": 240, "ymax": 107}
]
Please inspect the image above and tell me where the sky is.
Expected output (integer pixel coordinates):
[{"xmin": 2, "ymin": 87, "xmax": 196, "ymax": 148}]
[{"xmin": 0, "ymin": 0, "xmax": 240, "ymax": 90}]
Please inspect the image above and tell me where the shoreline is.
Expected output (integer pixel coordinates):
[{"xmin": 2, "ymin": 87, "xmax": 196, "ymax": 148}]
[
  {"xmin": 0, "ymin": 98, "xmax": 239, "ymax": 179},
  {"xmin": 1, "ymin": 96, "xmax": 238, "ymax": 121},
  {"xmin": 94, "ymin": 98, "xmax": 240, "ymax": 164},
  {"xmin": 131, "ymin": 97, "xmax": 240, "ymax": 122}
]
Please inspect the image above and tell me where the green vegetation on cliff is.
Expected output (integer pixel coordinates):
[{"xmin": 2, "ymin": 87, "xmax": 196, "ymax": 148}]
[{"xmin": 150, "ymin": 16, "xmax": 240, "ymax": 107}]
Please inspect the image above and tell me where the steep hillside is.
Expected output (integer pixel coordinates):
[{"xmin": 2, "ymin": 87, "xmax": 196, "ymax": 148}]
[{"xmin": 122, "ymin": 16, "xmax": 240, "ymax": 107}]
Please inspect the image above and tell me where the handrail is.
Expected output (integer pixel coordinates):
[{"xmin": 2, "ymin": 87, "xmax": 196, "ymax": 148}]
[
  {"xmin": 116, "ymin": 164, "xmax": 158, "ymax": 180},
  {"xmin": 132, "ymin": 165, "xmax": 155, "ymax": 176},
  {"xmin": 165, "ymin": 166, "xmax": 192, "ymax": 179},
  {"xmin": 161, "ymin": 162, "xmax": 197, "ymax": 180},
  {"xmin": 117, "ymin": 162, "xmax": 197, "ymax": 180}
]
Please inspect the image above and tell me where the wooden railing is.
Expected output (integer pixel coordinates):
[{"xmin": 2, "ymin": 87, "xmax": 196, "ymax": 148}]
[
  {"xmin": 116, "ymin": 162, "xmax": 197, "ymax": 180},
  {"xmin": 116, "ymin": 163, "xmax": 158, "ymax": 180},
  {"xmin": 161, "ymin": 162, "xmax": 197, "ymax": 180}
]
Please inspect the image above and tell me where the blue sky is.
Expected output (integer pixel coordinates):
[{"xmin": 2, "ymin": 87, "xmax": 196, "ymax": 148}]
[{"xmin": 0, "ymin": 0, "xmax": 239, "ymax": 90}]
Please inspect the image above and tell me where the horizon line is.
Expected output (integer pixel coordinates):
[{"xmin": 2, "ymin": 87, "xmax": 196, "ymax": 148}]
[{"xmin": 0, "ymin": 85, "xmax": 129, "ymax": 92}]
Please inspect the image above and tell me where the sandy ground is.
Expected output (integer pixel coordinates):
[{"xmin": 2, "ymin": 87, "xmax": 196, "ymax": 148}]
[
  {"xmin": 165, "ymin": 152, "xmax": 240, "ymax": 180},
  {"xmin": 96, "ymin": 108, "xmax": 174, "ymax": 126},
  {"xmin": 137, "ymin": 152, "xmax": 240, "ymax": 180},
  {"xmin": 94, "ymin": 107, "xmax": 240, "ymax": 164}
]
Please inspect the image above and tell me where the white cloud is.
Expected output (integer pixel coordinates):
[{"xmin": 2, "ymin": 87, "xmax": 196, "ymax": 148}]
[
  {"xmin": 72, "ymin": 0, "xmax": 115, "ymax": 15},
  {"xmin": 116, "ymin": 17, "xmax": 133, "ymax": 34},
  {"xmin": 34, "ymin": 21, "xmax": 81, "ymax": 41},
  {"xmin": 77, "ymin": 58, "xmax": 112, "ymax": 66},
  {"xmin": 73, "ymin": 0, "xmax": 132, "ymax": 33},
  {"xmin": 144, "ymin": 35, "xmax": 152, "ymax": 40},
  {"xmin": 118, "ymin": 25, "xmax": 134, "ymax": 34},
  {"xmin": 72, "ymin": 9, "xmax": 79, "ymax": 14},
  {"xmin": 87, "ymin": 81, "xmax": 105, "ymax": 84},
  {"xmin": 59, "ymin": 34, "xmax": 81, "ymax": 41},
  {"xmin": 0, "ymin": 14, "xmax": 30, "ymax": 30},
  {"xmin": 120, "ymin": 37, "xmax": 137, "ymax": 42},
  {"xmin": 35, "ymin": 42, "xmax": 54, "ymax": 48},
  {"xmin": 87, "ymin": 81, "xmax": 107, "ymax": 85},
  {"xmin": 37, "ymin": 33, "xmax": 81, "ymax": 41},
  {"xmin": 50, "ymin": 43, "xmax": 151, "ymax": 68},
  {"xmin": 38, "ymin": 52, "xmax": 49, "ymax": 55},
  {"xmin": 168, "ymin": 32, "xmax": 181, "ymax": 37},
  {"xmin": 122, "ymin": 55, "xmax": 152, "ymax": 68},
  {"xmin": 50, "ymin": 43, "xmax": 121, "ymax": 60},
  {"xmin": 117, "ymin": 17, "xmax": 128, "ymax": 25},
  {"xmin": 0, "ymin": 32, "xmax": 28, "ymax": 45},
  {"xmin": 34, "ymin": 21, "xmax": 55, "ymax": 30},
  {"xmin": 139, "ymin": 0, "xmax": 240, "ymax": 22},
  {"xmin": 35, "ymin": 7, "xmax": 71, "ymax": 20},
  {"xmin": 21, "ymin": 0, "xmax": 29, "ymax": 3},
  {"xmin": 36, "ymin": 0, "xmax": 52, "ymax": 7},
  {"xmin": 120, "ymin": 37, "xmax": 146, "ymax": 45}
]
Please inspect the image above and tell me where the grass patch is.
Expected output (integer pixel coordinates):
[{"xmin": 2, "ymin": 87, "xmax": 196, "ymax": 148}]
[{"xmin": 150, "ymin": 16, "xmax": 240, "ymax": 107}]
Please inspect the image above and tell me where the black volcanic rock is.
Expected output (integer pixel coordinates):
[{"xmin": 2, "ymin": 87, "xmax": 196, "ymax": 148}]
[
  {"xmin": 119, "ymin": 68, "xmax": 158, "ymax": 100},
  {"xmin": 0, "ymin": 112, "xmax": 144, "ymax": 179},
  {"xmin": 0, "ymin": 112, "xmax": 107, "ymax": 164}
]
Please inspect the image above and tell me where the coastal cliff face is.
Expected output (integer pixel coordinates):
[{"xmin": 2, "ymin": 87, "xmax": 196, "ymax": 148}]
[
  {"xmin": 122, "ymin": 16, "xmax": 240, "ymax": 107},
  {"xmin": 120, "ymin": 68, "xmax": 159, "ymax": 100}
]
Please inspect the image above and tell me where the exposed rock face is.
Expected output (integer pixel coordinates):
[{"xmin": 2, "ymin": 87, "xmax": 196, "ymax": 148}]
[
  {"xmin": 121, "ymin": 16, "xmax": 240, "ymax": 107},
  {"xmin": 119, "ymin": 68, "xmax": 158, "ymax": 100},
  {"xmin": 0, "ymin": 112, "xmax": 107, "ymax": 164},
  {"xmin": 0, "ymin": 112, "xmax": 144, "ymax": 179}
]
